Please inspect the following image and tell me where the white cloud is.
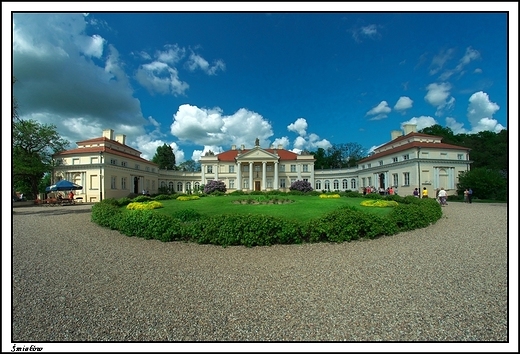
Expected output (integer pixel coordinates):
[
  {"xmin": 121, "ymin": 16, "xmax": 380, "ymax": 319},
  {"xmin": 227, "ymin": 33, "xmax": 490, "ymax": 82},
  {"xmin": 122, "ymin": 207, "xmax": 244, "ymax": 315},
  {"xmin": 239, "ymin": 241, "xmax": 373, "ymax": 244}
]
[
  {"xmin": 424, "ymin": 82, "xmax": 455, "ymax": 116},
  {"xmin": 186, "ymin": 53, "xmax": 225, "ymax": 75},
  {"xmin": 12, "ymin": 13, "xmax": 148, "ymax": 149},
  {"xmin": 271, "ymin": 137, "xmax": 290, "ymax": 149},
  {"xmin": 352, "ymin": 24, "xmax": 380, "ymax": 42},
  {"xmin": 366, "ymin": 101, "xmax": 391, "ymax": 120},
  {"xmin": 192, "ymin": 145, "xmax": 223, "ymax": 162},
  {"xmin": 401, "ymin": 116, "xmax": 438, "ymax": 131},
  {"xmin": 438, "ymin": 46, "xmax": 481, "ymax": 81},
  {"xmin": 135, "ymin": 61, "xmax": 189, "ymax": 96},
  {"xmin": 429, "ymin": 48, "xmax": 455, "ymax": 75},
  {"xmin": 445, "ymin": 117, "xmax": 467, "ymax": 135},
  {"xmin": 393, "ymin": 96, "xmax": 413, "ymax": 113},
  {"xmin": 465, "ymin": 91, "xmax": 505, "ymax": 133},
  {"xmin": 287, "ymin": 118, "xmax": 308, "ymax": 136},
  {"xmin": 171, "ymin": 104, "xmax": 273, "ymax": 148}
]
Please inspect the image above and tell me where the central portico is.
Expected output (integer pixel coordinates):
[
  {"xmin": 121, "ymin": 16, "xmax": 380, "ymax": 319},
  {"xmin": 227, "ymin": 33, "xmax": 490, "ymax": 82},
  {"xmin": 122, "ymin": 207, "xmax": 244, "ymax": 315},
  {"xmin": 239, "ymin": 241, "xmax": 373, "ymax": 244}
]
[{"xmin": 199, "ymin": 139, "xmax": 315, "ymax": 192}]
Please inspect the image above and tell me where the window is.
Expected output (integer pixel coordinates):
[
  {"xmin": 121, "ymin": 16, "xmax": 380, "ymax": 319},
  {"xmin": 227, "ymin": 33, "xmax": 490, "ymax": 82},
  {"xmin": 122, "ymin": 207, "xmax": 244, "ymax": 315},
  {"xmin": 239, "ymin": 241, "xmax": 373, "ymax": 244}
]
[
  {"xmin": 121, "ymin": 177, "xmax": 127, "ymax": 190},
  {"xmin": 280, "ymin": 178, "xmax": 286, "ymax": 188},
  {"xmin": 315, "ymin": 180, "xmax": 322, "ymax": 190},
  {"xmin": 72, "ymin": 158, "xmax": 80, "ymax": 165},
  {"xmin": 242, "ymin": 165, "xmax": 249, "ymax": 172},
  {"xmin": 168, "ymin": 182, "xmax": 174, "ymax": 191},
  {"xmin": 194, "ymin": 182, "xmax": 200, "ymax": 192},
  {"xmin": 290, "ymin": 178, "xmax": 296, "ymax": 185},
  {"xmin": 207, "ymin": 165, "xmax": 213, "ymax": 173},
  {"xmin": 362, "ymin": 165, "xmax": 366, "ymax": 169},
  {"xmin": 367, "ymin": 177, "xmax": 371, "ymax": 186},
  {"xmin": 254, "ymin": 165, "xmax": 261, "ymax": 172},
  {"xmin": 229, "ymin": 165, "xmax": 234, "ymax": 173},
  {"xmin": 324, "ymin": 180, "xmax": 330, "ymax": 190},
  {"xmin": 135, "ymin": 164, "xmax": 140, "ymax": 170},
  {"xmin": 243, "ymin": 179, "xmax": 249, "ymax": 189},
  {"xmin": 361, "ymin": 178, "xmax": 366, "ymax": 188},
  {"xmin": 303, "ymin": 178, "xmax": 308, "ymax": 182},
  {"xmin": 145, "ymin": 166, "xmax": 150, "ymax": 172},
  {"xmin": 177, "ymin": 182, "xmax": 183, "ymax": 192},
  {"xmin": 392, "ymin": 157, "xmax": 398, "ymax": 163},
  {"xmin": 160, "ymin": 181, "xmax": 166, "ymax": 189},
  {"xmin": 290, "ymin": 164, "xmax": 296, "ymax": 172},
  {"xmin": 152, "ymin": 168, "xmax": 155, "ymax": 173},
  {"xmin": 350, "ymin": 179, "xmax": 356, "ymax": 189},
  {"xmin": 342, "ymin": 179, "xmax": 348, "ymax": 190},
  {"xmin": 111, "ymin": 176, "xmax": 116, "ymax": 189},
  {"xmin": 186, "ymin": 182, "xmax": 191, "ymax": 191},
  {"xmin": 279, "ymin": 164, "xmax": 285, "ymax": 172},
  {"xmin": 303, "ymin": 164, "xmax": 308, "ymax": 172},
  {"xmin": 121, "ymin": 161, "xmax": 127, "ymax": 167},
  {"xmin": 267, "ymin": 179, "xmax": 272, "ymax": 188},
  {"xmin": 367, "ymin": 163, "xmax": 372, "ymax": 168},
  {"xmin": 333, "ymin": 180, "xmax": 339, "ymax": 190},
  {"xmin": 403, "ymin": 154, "xmax": 409, "ymax": 160},
  {"xmin": 110, "ymin": 159, "xmax": 117, "ymax": 165},
  {"xmin": 441, "ymin": 152, "xmax": 448, "ymax": 156},
  {"xmin": 379, "ymin": 160, "xmax": 383, "ymax": 166},
  {"xmin": 457, "ymin": 154, "xmax": 464, "ymax": 160},
  {"xmin": 403, "ymin": 172, "xmax": 410, "ymax": 186},
  {"xmin": 392, "ymin": 173, "xmax": 398, "ymax": 187},
  {"xmin": 267, "ymin": 165, "xmax": 273, "ymax": 172}
]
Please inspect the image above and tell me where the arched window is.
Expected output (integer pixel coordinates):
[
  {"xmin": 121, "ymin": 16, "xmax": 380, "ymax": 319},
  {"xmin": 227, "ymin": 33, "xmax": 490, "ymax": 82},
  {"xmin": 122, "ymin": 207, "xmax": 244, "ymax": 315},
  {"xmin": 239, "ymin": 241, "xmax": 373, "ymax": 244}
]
[
  {"xmin": 333, "ymin": 180, "xmax": 339, "ymax": 190},
  {"xmin": 186, "ymin": 182, "xmax": 191, "ymax": 191},
  {"xmin": 315, "ymin": 180, "xmax": 322, "ymax": 190},
  {"xmin": 351, "ymin": 179, "xmax": 356, "ymax": 189},
  {"xmin": 324, "ymin": 180, "xmax": 330, "ymax": 191},
  {"xmin": 160, "ymin": 181, "xmax": 166, "ymax": 188},
  {"xmin": 177, "ymin": 182, "xmax": 183, "ymax": 192},
  {"xmin": 342, "ymin": 179, "xmax": 348, "ymax": 190},
  {"xmin": 168, "ymin": 182, "xmax": 174, "ymax": 191},
  {"xmin": 194, "ymin": 182, "xmax": 200, "ymax": 192}
]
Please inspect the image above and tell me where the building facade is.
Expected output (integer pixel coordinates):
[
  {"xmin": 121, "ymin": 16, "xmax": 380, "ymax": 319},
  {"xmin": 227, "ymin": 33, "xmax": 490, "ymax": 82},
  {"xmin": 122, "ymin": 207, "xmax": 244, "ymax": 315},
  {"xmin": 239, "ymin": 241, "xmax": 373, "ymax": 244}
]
[{"xmin": 51, "ymin": 124, "xmax": 471, "ymax": 202}]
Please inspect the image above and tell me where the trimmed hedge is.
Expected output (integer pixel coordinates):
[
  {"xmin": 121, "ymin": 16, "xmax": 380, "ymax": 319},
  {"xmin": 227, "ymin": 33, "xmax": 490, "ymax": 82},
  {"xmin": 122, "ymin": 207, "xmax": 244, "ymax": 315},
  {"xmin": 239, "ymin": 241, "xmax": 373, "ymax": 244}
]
[{"xmin": 91, "ymin": 195, "xmax": 442, "ymax": 247}]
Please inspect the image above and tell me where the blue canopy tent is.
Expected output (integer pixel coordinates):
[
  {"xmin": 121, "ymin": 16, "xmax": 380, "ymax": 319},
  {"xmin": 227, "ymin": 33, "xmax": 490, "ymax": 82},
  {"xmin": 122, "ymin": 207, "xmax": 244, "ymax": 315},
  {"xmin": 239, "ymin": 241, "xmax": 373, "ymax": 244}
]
[{"xmin": 45, "ymin": 180, "xmax": 83, "ymax": 192}]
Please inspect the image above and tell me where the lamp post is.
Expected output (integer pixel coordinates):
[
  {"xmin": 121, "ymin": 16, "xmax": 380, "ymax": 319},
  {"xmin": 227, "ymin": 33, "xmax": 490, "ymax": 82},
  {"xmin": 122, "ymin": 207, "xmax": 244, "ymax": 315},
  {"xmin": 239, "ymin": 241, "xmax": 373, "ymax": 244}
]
[{"xmin": 99, "ymin": 151, "xmax": 103, "ymax": 201}]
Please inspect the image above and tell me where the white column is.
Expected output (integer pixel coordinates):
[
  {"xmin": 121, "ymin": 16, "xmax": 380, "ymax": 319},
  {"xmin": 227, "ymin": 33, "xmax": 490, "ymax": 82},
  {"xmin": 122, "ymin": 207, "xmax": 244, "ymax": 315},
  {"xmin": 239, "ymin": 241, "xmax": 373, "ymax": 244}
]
[
  {"xmin": 249, "ymin": 162, "xmax": 253, "ymax": 191},
  {"xmin": 297, "ymin": 163, "xmax": 302, "ymax": 180},
  {"xmin": 236, "ymin": 162, "xmax": 241, "ymax": 191},
  {"xmin": 274, "ymin": 161, "xmax": 279, "ymax": 190},
  {"xmin": 214, "ymin": 164, "xmax": 218, "ymax": 180},
  {"xmin": 262, "ymin": 161, "xmax": 267, "ymax": 190},
  {"xmin": 201, "ymin": 164, "xmax": 205, "ymax": 185},
  {"xmin": 310, "ymin": 164, "xmax": 314, "ymax": 188}
]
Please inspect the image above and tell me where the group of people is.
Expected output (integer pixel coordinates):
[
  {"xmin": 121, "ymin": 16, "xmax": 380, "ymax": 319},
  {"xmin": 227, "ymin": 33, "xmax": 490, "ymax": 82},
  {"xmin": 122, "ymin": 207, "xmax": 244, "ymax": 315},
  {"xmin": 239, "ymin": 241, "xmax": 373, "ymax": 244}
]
[
  {"xmin": 463, "ymin": 188, "xmax": 473, "ymax": 203},
  {"xmin": 363, "ymin": 186, "xmax": 397, "ymax": 196}
]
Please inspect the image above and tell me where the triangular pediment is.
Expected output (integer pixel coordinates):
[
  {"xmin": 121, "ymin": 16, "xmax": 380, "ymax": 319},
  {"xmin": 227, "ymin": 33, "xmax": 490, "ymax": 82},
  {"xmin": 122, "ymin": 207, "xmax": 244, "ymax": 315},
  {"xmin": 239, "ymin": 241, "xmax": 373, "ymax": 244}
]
[{"xmin": 236, "ymin": 147, "xmax": 279, "ymax": 161}]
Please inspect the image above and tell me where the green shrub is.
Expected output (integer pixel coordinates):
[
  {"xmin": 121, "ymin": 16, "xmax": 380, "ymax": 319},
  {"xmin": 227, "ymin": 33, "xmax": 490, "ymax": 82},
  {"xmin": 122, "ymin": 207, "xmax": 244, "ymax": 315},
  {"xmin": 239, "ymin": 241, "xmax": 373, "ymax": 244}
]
[
  {"xmin": 154, "ymin": 194, "xmax": 172, "ymax": 200},
  {"xmin": 363, "ymin": 193, "xmax": 384, "ymax": 200},
  {"xmin": 91, "ymin": 201, "xmax": 123, "ymax": 230},
  {"xmin": 388, "ymin": 198, "xmax": 442, "ymax": 231},
  {"xmin": 118, "ymin": 210, "xmax": 179, "ymax": 242},
  {"xmin": 117, "ymin": 197, "xmax": 133, "ymax": 206},
  {"xmin": 126, "ymin": 201, "xmax": 163, "ymax": 210},
  {"xmin": 172, "ymin": 208, "xmax": 202, "ymax": 222},
  {"xmin": 133, "ymin": 195, "xmax": 152, "ymax": 203}
]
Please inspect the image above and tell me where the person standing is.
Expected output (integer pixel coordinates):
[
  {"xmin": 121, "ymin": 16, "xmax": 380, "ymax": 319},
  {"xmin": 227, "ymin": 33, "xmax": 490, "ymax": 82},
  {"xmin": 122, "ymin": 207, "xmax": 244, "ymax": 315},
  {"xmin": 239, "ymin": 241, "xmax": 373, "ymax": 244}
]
[
  {"xmin": 422, "ymin": 187, "xmax": 428, "ymax": 198},
  {"xmin": 413, "ymin": 188, "xmax": 419, "ymax": 198},
  {"xmin": 464, "ymin": 189, "xmax": 469, "ymax": 203},
  {"xmin": 468, "ymin": 188, "xmax": 473, "ymax": 203},
  {"xmin": 68, "ymin": 191, "xmax": 75, "ymax": 203}
]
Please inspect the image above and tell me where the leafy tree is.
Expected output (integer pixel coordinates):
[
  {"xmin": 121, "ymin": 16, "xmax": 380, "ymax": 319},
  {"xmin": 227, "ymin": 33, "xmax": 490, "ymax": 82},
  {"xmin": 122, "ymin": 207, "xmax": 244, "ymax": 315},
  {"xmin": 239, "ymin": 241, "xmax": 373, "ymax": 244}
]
[
  {"xmin": 203, "ymin": 180, "xmax": 227, "ymax": 194},
  {"xmin": 289, "ymin": 180, "xmax": 313, "ymax": 193},
  {"xmin": 13, "ymin": 119, "xmax": 69, "ymax": 199},
  {"xmin": 419, "ymin": 124, "xmax": 460, "ymax": 145},
  {"xmin": 12, "ymin": 76, "xmax": 19, "ymax": 121},
  {"xmin": 152, "ymin": 143, "xmax": 176, "ymax": 170},
  {"xmin": 177, "ymin": 159, "xmax": 201, "ymax": 172},
  {"xmin": 311, "ymin": 143, "xmax": 366, "ymax": 169},
  {"xmin": 457, "ymin": 167, "xmax": 507, "ymax": 201}
]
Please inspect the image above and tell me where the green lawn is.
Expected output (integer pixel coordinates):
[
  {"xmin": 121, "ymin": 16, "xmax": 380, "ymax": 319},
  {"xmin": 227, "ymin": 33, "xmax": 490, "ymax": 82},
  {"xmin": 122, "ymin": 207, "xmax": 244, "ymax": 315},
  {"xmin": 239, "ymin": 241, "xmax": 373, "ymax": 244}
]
[{"xmin": 153, "ymin": 195, "xmax": 392, "ymax": 221}]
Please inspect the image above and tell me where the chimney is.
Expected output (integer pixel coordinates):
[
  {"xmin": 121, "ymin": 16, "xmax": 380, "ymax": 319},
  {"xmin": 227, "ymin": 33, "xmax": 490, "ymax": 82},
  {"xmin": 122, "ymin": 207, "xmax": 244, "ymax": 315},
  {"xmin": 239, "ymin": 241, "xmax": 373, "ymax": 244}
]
[
  {"xmin": 231, "ymin": 145, "xmax": 236, "ymax": 150},
  {"xmin": 277, "ymin": 144, "xmax": 283, "ymax": 150},
  {"xmin": 102, "ymin": 129, "xmax": 114, "ymax": 140},
  {"xmin": 391, "ymin": 130, "xmax": 403, "ymax": 140},
  {"xmin": 403, "ymin": 123, "xmax": 417, "ymax": 135},
  {"xmin": 115, "ymin": 134, "xmax": 126, "ymax": 145},
  {"xmin": 241, "ymin": 144, "xmax": 245, "ymax": 150}
]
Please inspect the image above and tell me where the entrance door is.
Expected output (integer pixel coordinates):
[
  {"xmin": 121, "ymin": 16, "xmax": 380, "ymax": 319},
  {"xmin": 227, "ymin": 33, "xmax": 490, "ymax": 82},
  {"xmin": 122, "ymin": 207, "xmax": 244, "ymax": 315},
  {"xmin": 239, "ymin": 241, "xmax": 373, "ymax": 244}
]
[
  {"xmin": 255, "ymin": 181, "xmax": 261, "ymax": 191},
  {"xmin": 379, "ymin": 173, "xmax": 385, "ymax": 189}
]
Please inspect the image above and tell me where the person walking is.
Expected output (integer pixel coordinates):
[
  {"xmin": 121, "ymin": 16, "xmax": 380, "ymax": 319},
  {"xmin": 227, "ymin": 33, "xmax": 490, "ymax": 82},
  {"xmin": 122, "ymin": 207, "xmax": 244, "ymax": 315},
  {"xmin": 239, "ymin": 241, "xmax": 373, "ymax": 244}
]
[
  {"xmin": 464, "ymin": 189, "xmax": 469, "ymax": 203},
  {"xmin": 468, "ymin": 188, "xmax": 473, "ymax": 203},
  {"xmin": 438, "ymin": 187, "xmax": 447, "ymax": 206},
  {"xmin": 413, "ymin": 188, "xmax": 419, "ymax": 198},
  {"xmin": 422, "ymin": 187, "xmax": 428, "ymax": 198}
]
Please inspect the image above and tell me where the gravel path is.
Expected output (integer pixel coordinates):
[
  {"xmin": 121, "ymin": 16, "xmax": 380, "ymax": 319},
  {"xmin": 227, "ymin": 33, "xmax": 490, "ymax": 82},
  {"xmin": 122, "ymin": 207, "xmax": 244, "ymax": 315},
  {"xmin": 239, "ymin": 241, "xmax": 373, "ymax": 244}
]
[{"xmin": 10, "ymin": 202, "xmax": 510, "ymax": 345}]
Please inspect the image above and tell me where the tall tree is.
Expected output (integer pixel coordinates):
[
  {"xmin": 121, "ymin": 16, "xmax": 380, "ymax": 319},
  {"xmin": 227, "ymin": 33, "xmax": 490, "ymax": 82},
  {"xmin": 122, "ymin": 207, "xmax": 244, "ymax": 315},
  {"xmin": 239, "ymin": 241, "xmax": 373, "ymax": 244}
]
[
  {"xmin": 177, "ymin": 159, "xmax": 200, "ymax": 172},
  {"xmin": 152, "ymin": 143, "xmax": 176, "ymax": 170},
  {"xmin": 13, "ymin": 119, "xmax": 69, "ymax": 198}
]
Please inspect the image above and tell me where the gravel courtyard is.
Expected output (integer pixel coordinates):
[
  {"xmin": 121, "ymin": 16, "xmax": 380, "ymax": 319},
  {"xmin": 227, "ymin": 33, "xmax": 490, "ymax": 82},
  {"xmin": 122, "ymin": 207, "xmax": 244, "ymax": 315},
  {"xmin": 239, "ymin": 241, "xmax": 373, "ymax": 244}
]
[{"xmin": 11, "ymin": 202, "xmax": 509, "ymax": 343}]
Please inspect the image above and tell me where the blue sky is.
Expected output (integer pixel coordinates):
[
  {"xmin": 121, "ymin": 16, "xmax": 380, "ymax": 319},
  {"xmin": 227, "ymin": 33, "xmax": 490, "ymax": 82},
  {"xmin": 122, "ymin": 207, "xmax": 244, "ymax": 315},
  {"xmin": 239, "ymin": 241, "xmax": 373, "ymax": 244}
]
[{"xmin": 7, "ymin": 3, "xmax": 516, "ymax": 164}]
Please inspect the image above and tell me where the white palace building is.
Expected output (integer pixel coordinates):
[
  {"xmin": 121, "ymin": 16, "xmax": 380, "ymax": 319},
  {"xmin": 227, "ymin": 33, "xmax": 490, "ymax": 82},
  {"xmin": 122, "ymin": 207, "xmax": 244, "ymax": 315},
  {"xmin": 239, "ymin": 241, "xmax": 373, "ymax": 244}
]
[{"xmin": 52, "ymin": 124, "xmax": 472, "ymax": 202}]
